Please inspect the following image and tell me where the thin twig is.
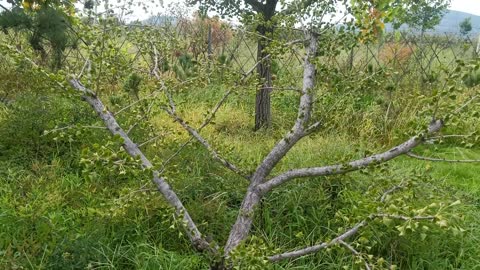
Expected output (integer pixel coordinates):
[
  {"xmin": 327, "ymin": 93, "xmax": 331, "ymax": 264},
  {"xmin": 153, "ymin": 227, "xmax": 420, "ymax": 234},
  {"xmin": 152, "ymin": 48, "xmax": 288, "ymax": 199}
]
[
  {"xmin": 126, "ymin": 98, "xmax": 156, "ymax": 135},
  {"xmin": 428, "ymin": 134, "xmax": 472, "ymax": 140},
  {"xmin": 42, "ymin": 125, "xmax": 107, "ymax": 136},
  {"xmin": 338, "ymin": 240, "xmax": 372, "ymax": 270},
  {"xmin": 268, "ymin": 221, "xmax": 367, "ymax": 262},
  {"xmin": 371, "ymin": 213, "xmax": 436, "ymax": 221},
  {"xmin": 159, "ymin": 89, "xmax": 234, "ymax": 173},
  {"xmin": 453, "ymin": 95, "xmax": 478, "ymax": 115},
  {"xmin": 138, "ymin": 134, "xmax": 167, "ymax": 148},
  {"xmin": 380, "ymin": 180, "xmax": 406, "ymax": 203},
  {"xmin": 164, "ymin": 108, "xmax": 250, "ymax": 179},
  {"xmin": 114, "ymin": 77, "xmax": 199, "ymax": 117},
  {"xmin": 77, "ymin": 59, "xmax": 91, "ymax": 79},
  {"xmin": 406, "ymin": 152, "xmax": 480, "ymax": 163}
]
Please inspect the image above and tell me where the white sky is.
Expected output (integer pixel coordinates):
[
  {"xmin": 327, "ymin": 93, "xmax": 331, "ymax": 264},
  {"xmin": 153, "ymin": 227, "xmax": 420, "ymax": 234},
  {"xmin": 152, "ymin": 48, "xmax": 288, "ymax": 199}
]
[
  {"xmin": 0, "ymin": 0, "xmax": 479, "ymax": 21},
  {"xmin": 449, "ymin": 0, "xmax": 480, "ymax": 15},
  {"xmin": 133, "ymin": 0, "xmax": 480, "ymax": 21}
]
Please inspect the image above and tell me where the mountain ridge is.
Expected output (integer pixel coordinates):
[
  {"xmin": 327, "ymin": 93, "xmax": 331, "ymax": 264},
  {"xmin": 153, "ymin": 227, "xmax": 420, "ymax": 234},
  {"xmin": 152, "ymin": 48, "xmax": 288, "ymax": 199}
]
[{"xmin": 387, "ymin": 9, "xmax": 480, "ymax": 35}]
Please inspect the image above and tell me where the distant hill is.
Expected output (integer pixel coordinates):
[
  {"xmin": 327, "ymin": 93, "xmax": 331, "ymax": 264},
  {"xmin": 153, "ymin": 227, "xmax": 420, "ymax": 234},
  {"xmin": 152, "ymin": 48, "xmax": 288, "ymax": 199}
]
[
  {"xmin": 387, "ymin": 10, "xmax": 480, "ymax": 35},
  {"xmin": 435, "ymin": 10, "xmax": 480, "ymax": 34}
]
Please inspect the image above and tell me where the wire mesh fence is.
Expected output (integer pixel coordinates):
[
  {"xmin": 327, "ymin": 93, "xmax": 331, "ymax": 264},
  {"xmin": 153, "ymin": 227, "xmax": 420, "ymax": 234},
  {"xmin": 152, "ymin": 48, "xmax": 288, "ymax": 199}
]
[
  {"xmin": 2, "ymin": 13, "xmax": 479, "ymax": 92},
  {"xmin": 131, "ymin": 18, "xmax": 478, "ymax": 90}
]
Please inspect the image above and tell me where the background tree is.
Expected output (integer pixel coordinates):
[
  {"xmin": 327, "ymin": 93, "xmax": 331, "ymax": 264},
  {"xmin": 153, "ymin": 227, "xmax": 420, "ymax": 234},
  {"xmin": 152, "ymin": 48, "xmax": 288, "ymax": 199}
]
[
  {"xmin": 0, "ymin": 0, "xmax": 76, "ymax": 69},
  {"xmin": 393, "ymin": 0, "xmax": 451, "ymax": 35},
  {"xmin": 189, "ymin": 0, "xmax": 279, "ymax": 130},
  {"xmin": 459, "ymin": 17, "xmax": 472, "ymax": 36},
  {"xmin": 189, "ymin": 0, "xmax": 330, "ymax": 130}
]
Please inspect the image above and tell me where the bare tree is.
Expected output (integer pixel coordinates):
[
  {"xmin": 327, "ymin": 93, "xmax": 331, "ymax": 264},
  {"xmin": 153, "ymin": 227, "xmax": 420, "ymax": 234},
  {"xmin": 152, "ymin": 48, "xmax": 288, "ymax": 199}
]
[{"xmin": 61, "ymin": 30, "xmax": 462, "ymax": 269}]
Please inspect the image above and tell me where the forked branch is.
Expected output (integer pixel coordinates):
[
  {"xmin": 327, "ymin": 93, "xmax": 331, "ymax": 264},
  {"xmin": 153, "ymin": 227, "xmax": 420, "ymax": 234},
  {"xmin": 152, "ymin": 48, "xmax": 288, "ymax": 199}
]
[{"xmin": 223, "ymin": 32, "xmax": 319, "ymax": 256}]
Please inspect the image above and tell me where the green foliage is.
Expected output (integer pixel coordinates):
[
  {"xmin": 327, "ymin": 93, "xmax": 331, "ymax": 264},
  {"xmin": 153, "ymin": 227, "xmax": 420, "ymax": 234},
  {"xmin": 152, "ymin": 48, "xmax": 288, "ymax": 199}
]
[
  {"xmin": 0, "ymin": 5, "xmax": 76, "ymax": 69},
  {"xmin": 459, "ymin": 17, "xmax": 473, "ymax": 36},
  {"xmin": 0, "ymin": 7, "xmax": 32, "ymax": 31},
  {"xmin": 229, "ymin": 236, "xmax": 272, "ymax": 269},
  {"xmin": 351, "ymin": 0, "xmax": 450, "ymax": 41},
  {"xmin": 80, "ymin": 137, "xmax": 148, "ymax": 182},
  {"xmin": 123, "ymin": 72, "xmax": 142, "ymax": 97},
  {"xmin": 463, "ymin": 68, "xmax": 480, "ymax": 87},
  {"xmin": 174, "ymin": 53, "xmax": 197, "ymax": 80},
  {"xmin": 398, "ymin": 0, "xmax": 451, "ymax": 32}
]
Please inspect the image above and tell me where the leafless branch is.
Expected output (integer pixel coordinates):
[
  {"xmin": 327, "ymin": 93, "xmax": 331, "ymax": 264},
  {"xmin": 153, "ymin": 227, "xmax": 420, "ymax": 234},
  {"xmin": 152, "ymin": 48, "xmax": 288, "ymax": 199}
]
[
  {"xmin": 164, "ymin": 108, "xmax": 250, "ymax": 179},
  {"xmin": 406, "ymin": 152, "xmax": 480, "ymax": 163},
  {"xmin": 380, "ymin": 181, "xmax": 406, "ymax": 203},
  {"xmin": 339, "ymin": 240, "xmax": 372, "ymax": 270},
  {"xmin": 258, "ymin": 120, "xmax": 444, "ymax": 194}
]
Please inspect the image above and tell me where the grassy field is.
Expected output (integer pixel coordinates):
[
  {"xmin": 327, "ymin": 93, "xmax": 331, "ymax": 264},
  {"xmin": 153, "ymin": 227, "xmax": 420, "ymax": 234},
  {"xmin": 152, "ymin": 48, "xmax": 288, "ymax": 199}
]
[{"xmin": 1, "ymin": 65, "xmax": 479, "ymax": 269}]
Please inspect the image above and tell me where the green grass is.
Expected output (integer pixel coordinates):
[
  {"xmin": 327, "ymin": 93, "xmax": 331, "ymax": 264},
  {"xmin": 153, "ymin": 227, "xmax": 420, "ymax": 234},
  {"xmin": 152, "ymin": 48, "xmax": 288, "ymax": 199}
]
[
  {"xmin": 1, "ymin": 37, "xmax": 480, "ymax": 269},
  {"xmin": 3, "ymin": 92, "xmax": 479, "ymax": 269}
]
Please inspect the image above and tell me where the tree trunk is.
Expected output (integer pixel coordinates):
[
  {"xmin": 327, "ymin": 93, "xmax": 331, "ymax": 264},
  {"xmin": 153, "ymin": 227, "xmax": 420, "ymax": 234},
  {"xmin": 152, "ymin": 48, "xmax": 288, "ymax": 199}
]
[
  {"xmin": 224, "ymin": 186, "xmax": 263, "ymax": 255},
  {"xmin": 254, "ymin": 27, "xmax": 273, "ymax": 131}
]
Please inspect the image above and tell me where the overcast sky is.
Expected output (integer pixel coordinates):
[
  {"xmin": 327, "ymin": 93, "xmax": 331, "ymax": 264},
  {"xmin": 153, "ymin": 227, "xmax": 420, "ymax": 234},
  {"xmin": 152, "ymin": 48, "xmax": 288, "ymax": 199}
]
[
  {"xmin": 122, "ymin": 0, "xmax": 480, "ymax": 21},
  {"xmin": 0, "ymin": 0, "xmax": 479, "ymax": 21}
]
